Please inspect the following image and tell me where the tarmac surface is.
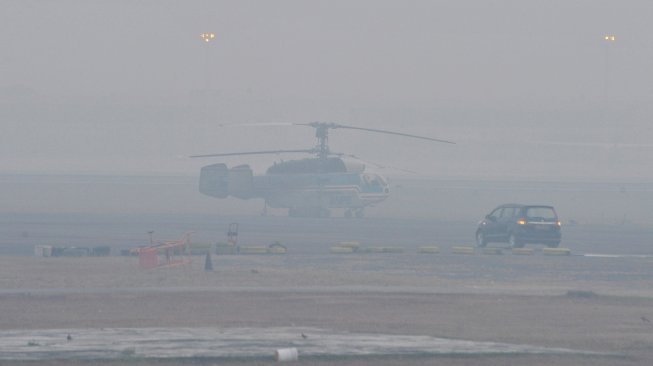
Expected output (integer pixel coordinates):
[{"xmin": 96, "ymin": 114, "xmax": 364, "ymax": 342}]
[
  {"xmin": 2, "ymin": 212, "xmax": 653, "ymax": 256},
  {"xmin": 1, "ymin": 214, "xmax": 653, "ymax": 365},
  {"xmin": 0, "ymin": 326, "xmax": 608, "ymax": 361}
]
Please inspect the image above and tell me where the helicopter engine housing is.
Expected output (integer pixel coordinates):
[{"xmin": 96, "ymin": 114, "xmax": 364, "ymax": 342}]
[
  {"xmin": 199, "ymin": 163, "xmax": 229, "ymax": 198},
  {"xmin": 228, "ymin": 164, "xmax": 254, "ymax": 199},
  {"xmin": 199, "ymin": 163, "xmax": 254, "ymax": 199}
]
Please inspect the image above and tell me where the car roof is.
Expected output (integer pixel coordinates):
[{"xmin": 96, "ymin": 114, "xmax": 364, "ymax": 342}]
[{"xmin": 496, "ymin": 204, "xmax": 554, "ymax": 209}]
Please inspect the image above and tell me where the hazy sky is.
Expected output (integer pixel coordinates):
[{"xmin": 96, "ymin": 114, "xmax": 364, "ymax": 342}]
[
  {"xmin": 4, "ymin": 0, "xmax": 653, "ymax": 103},
  {"xmin": 2, "ymin": 1, "xmax": 653, "ymax": 179}
]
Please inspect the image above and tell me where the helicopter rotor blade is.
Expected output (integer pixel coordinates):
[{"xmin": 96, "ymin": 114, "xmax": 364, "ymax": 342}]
[
  {"xmin": 190, "ymin": 149, "xmax": 316, "ymax": 158},
  {"xmin": 194, "ymin": 121, "xmax": 452, "ymax": 161},
  {"xmin": 219, "ymin": 121, "xmax": 454, "ymax": 144},
  {"xmin": 330, "ymin": 123, "xmax": 455, "ymax": 144},
  {"xmin": 338, "ymin": 153, "xmax": 420, "ymax": 174},
  {"xmin": 217, "ymin": 122, "xmax": 297, "ymax": 127}
]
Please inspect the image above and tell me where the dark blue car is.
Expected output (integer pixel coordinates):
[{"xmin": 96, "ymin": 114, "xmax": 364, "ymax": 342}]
[{"xmin": 476, "ymin": 204, "xmax": 562, "ymax": 248}]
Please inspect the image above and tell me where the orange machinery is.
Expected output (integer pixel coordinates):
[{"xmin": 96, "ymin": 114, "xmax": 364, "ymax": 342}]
[{"xmin": 138, "ymin": 232, "xmax": 192, "ymax": 270}]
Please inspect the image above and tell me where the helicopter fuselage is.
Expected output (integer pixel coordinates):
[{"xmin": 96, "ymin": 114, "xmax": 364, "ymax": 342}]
[
  {"xmin": 258, "ymin": 171, "xmax": 389, "ymax": 209},
  {"xmin": 199, "ymin": 158, "xmax": 389, "ymax": 217}
]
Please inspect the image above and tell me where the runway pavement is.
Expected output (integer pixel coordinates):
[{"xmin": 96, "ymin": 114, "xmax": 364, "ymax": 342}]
[{"xmin": 1, "ymin": 212, "xmax": 652, "ymax": 256}]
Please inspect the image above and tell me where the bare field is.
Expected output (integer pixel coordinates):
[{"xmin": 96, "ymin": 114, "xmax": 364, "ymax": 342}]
[{"xmin": 1, "ymin": 251, "xmax": 653, "ymax": 365}]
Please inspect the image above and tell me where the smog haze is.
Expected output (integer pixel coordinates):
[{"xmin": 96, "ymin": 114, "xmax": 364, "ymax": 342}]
[
  {"xmin": 2, "ymin": 0, "xmax": 653, "ymax": 180},
  {"xmin": 5, "ymin": 5, "xmax": 653, "ymax": 366}
]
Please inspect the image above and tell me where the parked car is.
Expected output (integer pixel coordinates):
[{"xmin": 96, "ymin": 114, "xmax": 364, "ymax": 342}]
[{"xmin": 476, "ymin": 204, "xmax": 561, "ymax": 248}]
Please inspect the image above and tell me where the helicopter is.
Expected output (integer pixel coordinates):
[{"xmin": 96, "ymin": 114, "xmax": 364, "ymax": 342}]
[{"xmin": 191, "ymin": 122, "xmax": 454, "ymax": 218}]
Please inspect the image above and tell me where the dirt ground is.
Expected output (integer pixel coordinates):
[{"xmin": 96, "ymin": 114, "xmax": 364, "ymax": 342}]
[{"xmin": 1, "ymin": 252, "xmax": 653, "ymax": 365}]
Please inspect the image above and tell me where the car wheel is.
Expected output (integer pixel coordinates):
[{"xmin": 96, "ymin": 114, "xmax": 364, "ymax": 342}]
[
  {"xmin": 509, "ymin": 234, "xmax": 523, "ymax": 248},
  {"xmin": 476, "ymin": 232, "xmax": 487, "ymax": 247},
  {"xmin": 547, "ymin": 241, "xmax": 560, "ymax": 248}
]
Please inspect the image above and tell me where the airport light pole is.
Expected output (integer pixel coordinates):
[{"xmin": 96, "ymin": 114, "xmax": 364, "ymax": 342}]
[
  {"xmin": 603, "ymin": 35, "xmax": 616, "ymax": 102},
  {"xmin": 200, "ymin": 32, "xmax": 216, "ymax": 94},
  {"xmin": 148, "ymin": 231, "xmax": 154, "ymax": 245}
]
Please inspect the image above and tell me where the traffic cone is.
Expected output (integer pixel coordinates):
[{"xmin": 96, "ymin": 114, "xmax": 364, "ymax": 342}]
[{"xmin": 204, "ymin": 252, "xmax": 213, "ymax": 271}]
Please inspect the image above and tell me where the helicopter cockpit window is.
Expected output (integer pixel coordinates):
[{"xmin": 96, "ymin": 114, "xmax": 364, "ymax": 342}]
[
  {"xmin": 361, "ymin": 174, "xmax": 385, "ymax": 192},
  {"xmin": 362, "ymin": 174, "xmax": 371, "ymax": 185}
]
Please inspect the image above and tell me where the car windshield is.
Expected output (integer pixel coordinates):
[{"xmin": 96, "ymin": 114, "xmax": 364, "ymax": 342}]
[{"xmin": 525, "ymin": 207, "xmax": 556, "ymax": 221}]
